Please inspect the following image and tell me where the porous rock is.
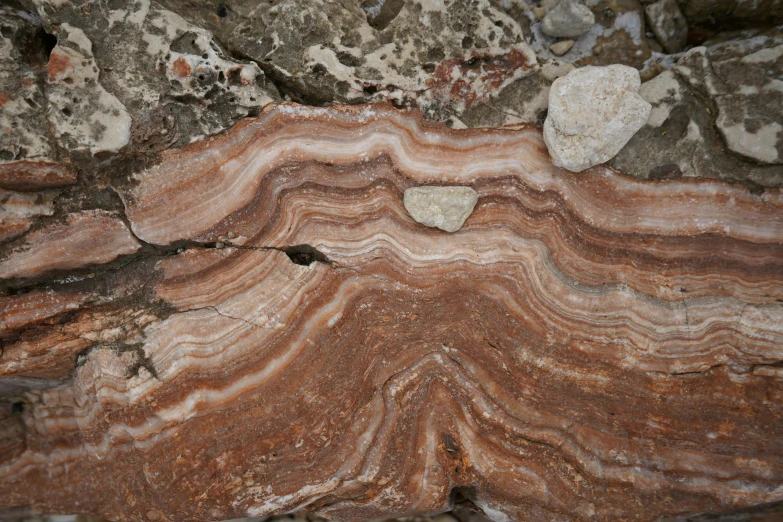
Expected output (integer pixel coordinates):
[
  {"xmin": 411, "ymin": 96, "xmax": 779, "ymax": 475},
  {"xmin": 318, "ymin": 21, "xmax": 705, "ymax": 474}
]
[
  {"xmin": 543, "ymin": 64, "xmax": 651, "ymax": 172},
  {"xmin": 155, "ymin": 0, "xmax": 537, "ymax": 122},
  {"xmin": 27, "ymin": 0, "xmax": 279, "ymax": 152},
  {"xmin": 540, "ymin": 0, "xmax": 595, "ymax": 39},
  {"xmin": 403, "ymin": 186, "xmax": 478, "ymax": 232}
]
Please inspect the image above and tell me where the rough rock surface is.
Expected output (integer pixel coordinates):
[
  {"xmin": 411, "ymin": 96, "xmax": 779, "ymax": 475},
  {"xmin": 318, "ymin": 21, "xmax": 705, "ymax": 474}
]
[
  {"xmin": 156, "ymin": 0, "xmax": 538, "ymax": 122},
  {"xmin": 644, "ymin": 0, "xmax": 688, "ymax": 53},
  {"xmin": 403, "ymin": 186, "xmax": 478, "ymax": 232},
  {"xmin": 541, "ymin": 0, "xmax": 595, "ymax": 38},
  {"xmin": 1, "ymin": 104, "xmax": 782, "ymax": 521},
  {"xmin": 543, "ymin": 64, "xmax": 651, "ymax": 171},
  {"xmin": 610, "ymin": 29, "xmax": 783, "ymax": 187},
  {"xmin": 22, "ymin": 0, "xmax": 279, "ymax": 155}
]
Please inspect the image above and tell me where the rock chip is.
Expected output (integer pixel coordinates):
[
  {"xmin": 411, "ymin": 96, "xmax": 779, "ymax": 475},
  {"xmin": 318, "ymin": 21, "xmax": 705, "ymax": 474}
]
[
  {"xmin": 541, "ymin": 0, "xmax": 595, "ymax": 38},
  {"xmin": 543, "ymin": 64, "xmax": 651, "ymax": 172},
  {"xmin": 644, "ymin": 0, "xmax": 688, "ymax": 53},
  {"xmin": 403, "ymin": 186, "xmax": 478, "ymax": 232}
]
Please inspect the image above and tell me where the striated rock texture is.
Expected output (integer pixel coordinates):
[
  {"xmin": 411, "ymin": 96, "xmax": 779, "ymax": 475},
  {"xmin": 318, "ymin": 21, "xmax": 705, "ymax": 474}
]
[{"xmin": 1, "ymin": 104, "xmax": 782, "ymax": 522}]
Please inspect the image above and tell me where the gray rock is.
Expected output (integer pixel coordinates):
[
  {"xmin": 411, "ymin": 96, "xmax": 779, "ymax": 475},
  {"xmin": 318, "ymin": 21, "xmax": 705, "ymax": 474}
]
[
  {"xmin": 610, "ymin": 30, "xmax": 783, "ymax": 188},
  {"xmin": 27, "ymin": 0, "xmax": 279, "ymax": 153},
  {"xmin": 0, "ymin": 5, "xmax": 58, "ymax": 164},
  {"xmin": 676, "ymin": 33, "xmax": 783, "ymax": 164},
  {"xmin": 543, "ymin": 64, "xmax": 651, "ymax": 172},
  {"xmin": 541, "ymin": 0, "xmax": 595, "ymax": 39},
  {"xmin": 403, "ymin": 186, "xmax": 478, "ymax": 233},
  {"xmin": 459, "ymin": 60, "xmax": 574, "ymax": 128},
  {"xmin": 644, "ymin": 0, "xmax": 688, "ymax": 53},
  {"xmin": 518, "ymin": 0, "xmax": 660, "ymax": 80},
  {"xmin": 156, "ymin": 0, "xmax": 537, "ymax": 123}
]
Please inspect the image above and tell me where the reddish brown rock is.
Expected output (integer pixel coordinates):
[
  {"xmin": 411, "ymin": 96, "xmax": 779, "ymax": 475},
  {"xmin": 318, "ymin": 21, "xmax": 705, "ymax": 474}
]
[
  {"xmin": 0, "ymin": 105, "xmax": 781, "ymax": 522},
  {"xmin": 0, "ymin": 161, "xmax": 77, "ymax": 192},
  {"xmin": 0, "ymin": 210, "xmax": 141, "ymax": 280}
]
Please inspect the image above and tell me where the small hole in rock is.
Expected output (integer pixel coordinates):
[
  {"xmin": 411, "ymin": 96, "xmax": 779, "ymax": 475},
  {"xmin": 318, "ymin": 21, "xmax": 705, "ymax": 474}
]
[
  {"xmin": 217, "ymin": 4, "xmax": 228, "ymax": 17},
  {"xmin": 61, "ymin": 107, "xmax": 72, "ymax": 116},
  {"xmin": 284, "ymin": 244, "xmax": 330, "ymax": 266},
  {"xmin": 11, "ymin": 402, "xmax": 24, "ymax": 414}
]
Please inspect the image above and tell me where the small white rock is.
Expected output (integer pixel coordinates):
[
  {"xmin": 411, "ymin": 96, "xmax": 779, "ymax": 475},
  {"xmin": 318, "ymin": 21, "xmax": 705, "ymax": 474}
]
[
  {"xmin": 403, "ymin": 186, "xmax": 478, "ymax": 233},
  {"xmin": 543, "ymin": 64, "xmax": 652, "ymax": 172},
  {"xmin": 541, "ymin": 0, "xmax": 595, "ymax": 39},
  {"xmin": 550, "ymin": 40, "xmax": 575, "ymax": 56}
]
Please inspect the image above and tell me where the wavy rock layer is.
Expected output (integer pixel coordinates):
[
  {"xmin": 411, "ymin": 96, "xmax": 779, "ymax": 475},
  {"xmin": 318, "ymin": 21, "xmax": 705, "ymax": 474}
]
[{"xmin": 1, "ymin": 104, "xmax": 782, "ymax": 522}]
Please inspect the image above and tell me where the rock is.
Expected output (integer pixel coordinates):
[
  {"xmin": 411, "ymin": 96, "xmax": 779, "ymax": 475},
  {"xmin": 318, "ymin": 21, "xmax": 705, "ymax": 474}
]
[
  {"xmin": 541, "ymin": 0, "xmax": 595, "ymax": 38},
  {"xmin": 677, "ymin": 32, "xmax": 783, "ymax": 164},
  {"xmin": 543, "ymin": 64, "xmax": 651, "ymax": 172},
  {"xmin": 610, "ymin": 30, "xmax": 783, "ymax": 187},
  {"xmin": 457, "ymin": 59, "xmax": 574, "ymax": 128},
  {"xmin": 2, "ymin": 104, "xmax": 783, "ymax": 522},
  {"xmin": 0, "ymin": 210, "xmax": 140, "ymax": 280},
  {"xmin": 0, "ymin": 4, "xmax": 73, "ymax": 180},
  {"xmin": 45, "ymin": 24, "xmax": 132, "ymax": 154},
  {"xmin": 521, "ymin": 0, "xmax": 656, "ymax": 76},
  {"xmin": 26, "ymin": 0, "xmax": 279, "ymax": 153},
  {"xmin": 550, "ymin": 39, "xmax": 575, "ymax": 56},
  {"xmin": 644, "ymin": 0, "xmax": 688, "ymax": 53},
  {"xmin": 156, "ymin": 0, "xmax": 537, "ymax": 123},
  {"xmin": 680, "ymin": 0, "xmax": 783, "ymax": 29},
  {"xmin": 403, "ymin": 186, "xmax": 478, "ymax": 232}
]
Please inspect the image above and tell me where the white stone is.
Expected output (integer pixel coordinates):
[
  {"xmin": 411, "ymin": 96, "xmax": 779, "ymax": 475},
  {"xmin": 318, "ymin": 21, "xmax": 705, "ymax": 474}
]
[
  {"xmin": 540, "ymin": 0, "xmax": 595, "ymax": 39},
  {"xmin": 403, "ymin": 186, "xmax": 478, "ymax": 233},
  {"xmin": 543, "ymin": 64, "xmax": 651, "ymax": 172}
]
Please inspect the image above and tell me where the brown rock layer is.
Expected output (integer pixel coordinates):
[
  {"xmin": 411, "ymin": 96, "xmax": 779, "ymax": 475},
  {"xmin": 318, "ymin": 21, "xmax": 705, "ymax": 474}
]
[{"xmin": 0, "ymin": 104, "xmax": 781, "ymax": 522}]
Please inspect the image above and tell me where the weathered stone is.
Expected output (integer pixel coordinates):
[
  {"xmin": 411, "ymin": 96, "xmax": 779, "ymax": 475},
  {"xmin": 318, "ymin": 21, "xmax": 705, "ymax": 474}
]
[
  {"xmin": 676, "ymin": 32, "xmax": 783, "ymax": 164},
  {"xmin": 521, "ymin": 0, "xmax": 658, "ymax": 78},
  {"xmin": 680, "ymin": 0, "xmax": 783, "ymax": 29},
  {"xmin": 541, "ymin": 0, "xmax": 595, "ymax": 38},
  {"xmin": 458, "ymin": 60, "xmax": 574, "ymax": 128},
  {"xmin": 610, "ymin": 31, "xmax": 783, "ymax": 187},
  {"xmin": 156, "ymin": 0, "xmax": 537, "ymax": 122},
  {"xmin": 27, "ymin": 0, "xmax": 279, "ymax": 152},
  {"xmin": 45, "ymin": 24, "xmax": 132, "ymax": 154},
  {"xmin": 550, "ymin": 39, "xmax": 576, "ymax": 56},
  {"xmin": 0, "ymin": 5, "xmax": 64, "ymax": 171},
  {"xmin": 404, "ymin": 186, "xmax": 479, "ymax": 232},
  {"xmin": 644, "ymin": 0, "xmax": 688, "ymax": 53},
  {"xmin": 543, "ymin": 64, "xmax": 651, "ymax": 172}
]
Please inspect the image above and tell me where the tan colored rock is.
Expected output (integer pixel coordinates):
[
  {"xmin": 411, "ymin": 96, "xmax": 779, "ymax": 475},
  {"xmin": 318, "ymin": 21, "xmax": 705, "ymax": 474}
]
[
  {"xmin": 403, "ymin": 186, "xmax": 478, "ymax": 232},
  {"xmin": 550, "ymin": 39, "xmax": 575, "ymax": 56}
]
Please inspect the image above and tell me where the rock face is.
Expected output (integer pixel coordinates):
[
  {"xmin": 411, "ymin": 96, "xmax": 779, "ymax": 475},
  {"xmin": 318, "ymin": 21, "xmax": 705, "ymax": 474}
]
[
  {"xmin": 156, "ymin": 0, "xmax": 537, "ymax": 122},
  {"xmin": 403, "ymin": 186, "xmax": 478, "ymax": 232},
  {"xmin": 540, "ymin": 0, "xmax": 595, "ymax": 38},
  {"xmin": 1, "ymin": 104, "xmax": 782, "ymax": 522},
  {"xmin": 543, "ymin": 64, "xmax": 651, "ymax": 171},
  {"xmin": 610, "ymin": 29, "xmax": 783, "ymax": 187}
]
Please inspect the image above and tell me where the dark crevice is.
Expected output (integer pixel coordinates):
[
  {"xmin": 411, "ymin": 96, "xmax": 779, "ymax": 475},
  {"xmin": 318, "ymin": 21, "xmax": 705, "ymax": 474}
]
[{"xmin": 282, "ymin": 244, "xmax": 330, "ymax": 266}]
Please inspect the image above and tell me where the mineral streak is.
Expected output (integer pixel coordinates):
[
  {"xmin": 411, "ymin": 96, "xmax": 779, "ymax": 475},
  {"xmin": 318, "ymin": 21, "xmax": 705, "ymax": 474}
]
[{"xmin": 0, "ymin": 104, "xmax": 782, "ymax": 522}]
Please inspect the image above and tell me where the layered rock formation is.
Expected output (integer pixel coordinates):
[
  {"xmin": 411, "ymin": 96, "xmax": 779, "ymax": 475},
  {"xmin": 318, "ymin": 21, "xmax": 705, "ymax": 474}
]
[{"xmin": 1, "ymin": 104, "xmax": 781, "ymax": 521}]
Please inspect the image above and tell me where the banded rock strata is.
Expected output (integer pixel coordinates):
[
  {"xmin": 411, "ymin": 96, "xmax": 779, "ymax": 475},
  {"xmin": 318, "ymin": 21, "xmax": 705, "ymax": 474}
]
[{"xmin": 1, "ymin": 104, "xmax": 782, "ymax": 522}]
